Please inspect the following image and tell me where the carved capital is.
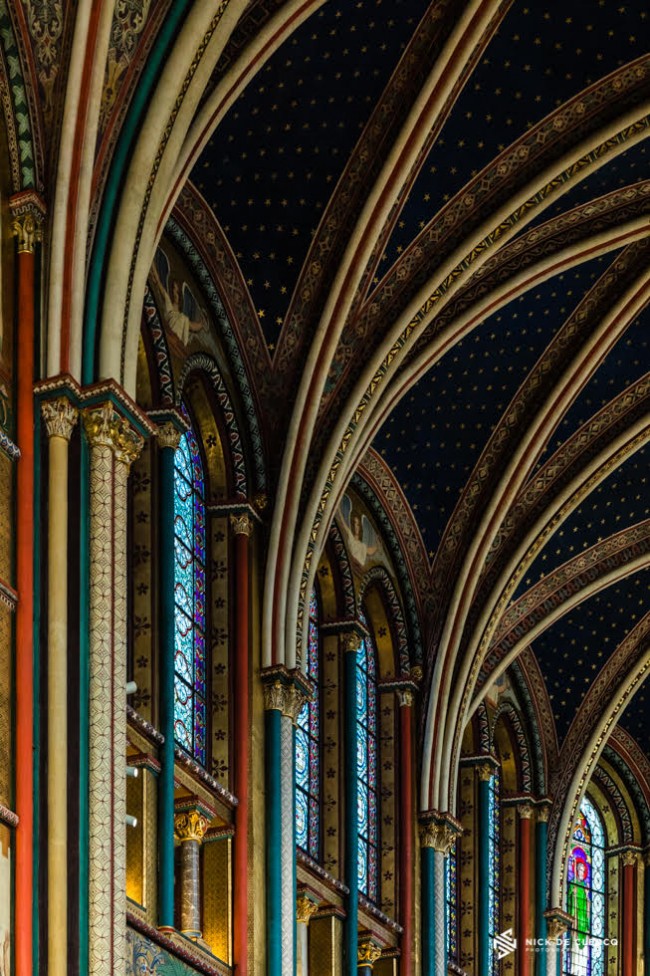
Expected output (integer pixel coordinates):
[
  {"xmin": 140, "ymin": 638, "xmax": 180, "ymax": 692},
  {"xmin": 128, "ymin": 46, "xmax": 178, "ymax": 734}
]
[
  {"xmin": 263, "ymin": 679, "xmax": 287, "ymax": 713},
  {"xmin": 296, "ymin": 893, "xmax": 318, "ymax": 925},
  {"xmin": 174, "ymin": 809, "xmax": 209, "ymax": 844},
  {"xmin": 253, "ymin": 492, "xmax": 268, "ymax": 513},
  {"xmin": 41, "ymin": 397, "xmax": 78, "ymax": 441},
  {"xmin": 113, "ymin": 417, "xmax": 144, "ymax": 468},
  {"xmin": 230, "ymin": 513, "xmax": 253, "ymax": 537},
  {"xmin": 518, "ymin": 804, "xmax": 534, "ymax": 820},
  {"xmin": 357, "ymin": 936, "xmax": 382, "ymax": 967},
  {"xmin": 396, "ymin": 688, "xmax": 414, "ymax": 708},
  {"xmin": 621, "ymin": 850, "xmax": 639, "ymax": 868},
  {"xmin": 341, "ymin": 631, "xmax": 362, "ymax": 654},
  {"xmin": 82, "ymin": 404, "xmax": 115, "ymax": 450},
  {"xmin": 410, "ymin": 665, "xmax": 423, "ymax": 683},
  {"xmin": 10, "ymin": 194, "xmax": 45, "ymax": 254},
  {"xmin": 157, "ymin": 421, "xmax": 182, "ymax": 451},
  {"xmin": 420, "ymin": 820, "xmax": 459, "ymax": 854},
  {"xmin": 544, "ymin": 909, "xmax": 572, "ymax": 940},
  {"xmin": 477, "ymin": 762, "xmax": 496, "ymax": 782},
  {"xmin": 537, "ymin": 803, "xmax": 551, "ymax": 823}
]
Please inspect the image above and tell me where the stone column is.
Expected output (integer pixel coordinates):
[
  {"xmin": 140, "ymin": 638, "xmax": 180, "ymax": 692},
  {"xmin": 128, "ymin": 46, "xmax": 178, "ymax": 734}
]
[
  {"xmin": 518, "ymin": 803, "xmax": 534, "ymax": 976},
  {"xmin": 231, "ymin": 512, "xmax": 254, "ymax": 976},
  {"xmin": 11, "ymin": 191, "xmax": 44, "ymax": 976},
  {"xmin": 296, "ymin": 892, "xmax": 318, "ymax": 976},
  {"xmin": 83, "ymin": 402, "xmax": 144, "ymax": 976},
  {"xmin": 174, "ymin": 806, "xmax": 211, "ymax": 938},
  {"xmin": 357, "ymin": 934, "xmax": 382, "ymax": 975},
  {"xmin": 544, "ymin": 909, "xmax": 571, "ymax": 976},
  {"xmin": 396, "ymin": 686, "xmax": 415, "ymax": 974},
  {"xmin": 341, "ymin": 631, "xmax": 362, "ymax": 976},
  {"xmin": 420, "ymin": 812, "xmax": 462, "ymax": 976},
  {"xmin": 621, "ymin": 850, "xmax": 638, "ymax": 976},
  {"xmin": 41, "ymin": 396, "xmax": 78, "ymax": 976},
  {"xmin": 262, "ymin": 667, "xmax": 311, "ymax": 976}
]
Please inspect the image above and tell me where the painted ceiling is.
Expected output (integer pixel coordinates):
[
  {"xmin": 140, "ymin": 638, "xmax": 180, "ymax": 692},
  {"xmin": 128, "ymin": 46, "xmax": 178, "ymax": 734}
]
[{"xmin": 179, "ymin": 0, "xmax": 650, "ymax": 759}]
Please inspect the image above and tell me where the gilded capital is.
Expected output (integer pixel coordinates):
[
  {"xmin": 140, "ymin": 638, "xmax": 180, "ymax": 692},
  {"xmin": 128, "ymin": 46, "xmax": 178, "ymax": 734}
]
[
  {"xmin": 11, "ymin": 213, "xmax": 42, "ymax": 253},
  {"xmin": 263, "ymin": 679, "xmax": 289, "ymax": 713},
  {"xmin": 544, "ymin": 908, "xmax": 572, "ymax": 940},
  {"xmin": 537, "ymin": 804, "xmax": 551, "ymax": 823},
  {"xmin": 341, "ymin": 631, "xmax": 362, "ymax": 654},
  {"xmin": 420, "ymin": 820, "xmax": 459, "ymax": 854},
  {"xmin": 296, "ymin": 893, "xmax": 318, "ymax": 925},
  {"xmin": 410, "ymin": 665, "xmax": 423, "ymax": 683},
  {"xmin": 518, "ymin": 804, "xmax": 534, "ymax": 820},
  {"xmin": 113, "ymin": 417, "xmax": 144, "ymax": 468},
  {"xmin": 174, "ymin": 809, "xmax": 209, "ymax": 844},
  {"xmin": 357, "ymin": 937, "xmax": 382, "ymax": 967},
  {"xmin": 41, "ymin": 397, "xmax": 78, "ymax": 441},
  {"xmin": 157, "ymin": 421, "xmax": 182, "ymax": 451},
  {"xmin": 230, "ymin": 513, "xmax": 253, "ymax": 537},
  {"xmin": 396, "ymin": 688, "xmax": 414, "ymax": 708},
  {"xmin": 621, "ymin": 850, "xmax": 639, "ymax": 868},
  {"xmin": 477, "ymin": 762, "xmax": 496, "ymax": 782},
  {"xmin": 82, "ymin": 404, "xmax": 115, "ymax": 450},
  {"xmin": 253, "ymin": 492, "xmax": 268, "ymax": 513}
]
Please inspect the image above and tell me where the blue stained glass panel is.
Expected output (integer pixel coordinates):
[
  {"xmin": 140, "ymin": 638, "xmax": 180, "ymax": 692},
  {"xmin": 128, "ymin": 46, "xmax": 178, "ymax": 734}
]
[
  {"xmin": 173, "ymin": 410, "xmax": 208, "ymax": 766},
  {"xmin": 294, "ymin": 588, "xmax": 321, "ymax": 861},
  {"xmin": 356, "ymin": 614, "xmax": 379, "ymax": 903}
]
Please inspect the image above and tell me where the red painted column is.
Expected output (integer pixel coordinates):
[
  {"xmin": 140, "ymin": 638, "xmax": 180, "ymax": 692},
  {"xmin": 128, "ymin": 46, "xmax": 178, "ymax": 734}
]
[
  {"xmin": 518, "ymin": 804, "xmax": 534, "ymax": 976},
  {"xmin": 621, "ymin": 851, "xmax": 637, "ymax": 976},
  {"xmin": 11, "ymin": 193, "xmax": 43, "ymax": 976},
  {"xmin": 398, "ymin": 687, "xmax": 415, "ymax": 975},
  {"xmin": 231, "ymin": 512, "xmax": 253, "ymax": 976}
]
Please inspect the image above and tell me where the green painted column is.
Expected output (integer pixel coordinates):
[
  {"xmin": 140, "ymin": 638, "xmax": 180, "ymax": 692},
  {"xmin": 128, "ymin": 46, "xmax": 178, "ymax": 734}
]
[
  {"xmin": 156, "ymin": 422, "xmax": 182, "ymax": 928},
  {"xmin": 342, "ymin": 634, "xmax": 360, "ymax": 975},
  {"xmin": 265, "ymin": 705, "xmax": 282, "ymax": 973},
  {"xmin": 420, "ymin": 814, "xmax": 460, "ymax": 976},
  {"xmin": 478, "ymin": 764, "xmax": 495, "ymax": 976},
  {"xmin": 421, "ymin": 840, "xmax": 435, "ymax": 975},
  {"xmin": 535, "ymin": 808, "xmax": 549, "ymax": 976}
]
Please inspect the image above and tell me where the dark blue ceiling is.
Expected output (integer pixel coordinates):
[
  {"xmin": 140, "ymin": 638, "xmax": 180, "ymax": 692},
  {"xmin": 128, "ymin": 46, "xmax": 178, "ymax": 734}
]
[
  {"xmin": 373, "ymin": 252, "xmax": 617, "ymax": 560},
  {"xmin": 192, "ymin": 0, "xmax": 430, "ymax": 349},
  {"xmin": 531, "ymin": 570, "xmax": 649, "ymax": 746},
  {"xmin": 376, "ymin": 0, "xmax": 648, "ymax": 272}
]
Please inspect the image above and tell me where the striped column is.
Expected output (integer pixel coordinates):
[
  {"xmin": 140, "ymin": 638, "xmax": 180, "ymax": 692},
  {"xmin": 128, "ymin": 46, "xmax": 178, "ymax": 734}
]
[
  {"xmin": 262, "ymin": 667, "xmax": 311, "ymax": 976},
  {"xmin": 11, "ymin": 191, "xmax": 44, "ymax": 976},
  {"xmin": 341, "ymin": 631, "xmax": 362, "ymax": 976},
  {"xmin": 41, "ymin": 396, "xmax": 78, "ymax": 976},
  {"xmin": 231, "ymin": 512, "xmax": 254, "ymax": 976},
  {"xmin": 621, "ymin": 850, "xmax": 638, "ymax": 976},
  {"xmin": 535, "ymin": 805, "xmax": 550, "ymax": 976},
  {"xmin": 83, "ymin": 402, "xmax": 144, "ymax": 976},
  {"xmin": 152, "ymin": 418, "xmax": 183, "ymax": 928}
]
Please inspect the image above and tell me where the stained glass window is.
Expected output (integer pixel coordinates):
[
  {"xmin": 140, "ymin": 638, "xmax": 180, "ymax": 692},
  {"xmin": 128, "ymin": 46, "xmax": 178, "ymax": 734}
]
[
  {"xmin": 173, "ymin": 409, "xmax": 207, "ymax": 766},
  {"xmin": 295, "ymin": 588, "xmax": 321, "ymax": 859},
  {"xmin": 563, "ymin": 797, "xmax": 606, "ymax": 976},
  {"xmin": 488, "ymin": 766, "xmax": 500, "ymax": 976},
  {"xmin": 357, "ymin": 614, "xmax": 379, "ymax": 903},
  {"xmin": 446, "ymin": 843, "xmax": 458, "ymax": 961}
]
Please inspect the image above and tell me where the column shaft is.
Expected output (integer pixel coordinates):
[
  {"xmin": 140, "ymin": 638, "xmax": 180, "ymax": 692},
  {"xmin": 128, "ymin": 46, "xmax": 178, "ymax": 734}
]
[
  {"xmin": 47, "ymin": 428, "xmax": 72, "ymax": 976},
  {"xmin": 433, "ymin": 848, "xmax": 446, "ymax": 975},
  {"xmin": 421, "ymin": 846, "xmax": 435, "ymax": 976},
  {"xmin": 519, "ymin": 811, "xmax": 532, "ymax": 976},
  {"xmin": 478, "ymin": 776, "xmax": 492, "ymax": 976},
  {"xmin": 232, "ymin": 520, "xmax": 251, "ymax": 975},
  {"xmin": 622, "ymin": 859, "xmax": 635, "ymax": 976},
  {"xmin": 535, "ymin": 816, "xmax": 548, "ymax": 976},
  {"xmin": 343, "ymin": 646, "xmax": 358, "ymax": 975},
  {"xmin": 398, "ymin": 700, "xmax": 413, "ymax": 973},
  {"xmin": 14, "ymin": 240, "xmax": 35, "ymax": 976},
  {"xmin": 180, "ymin": 841, "xmax": 202, "ymax": 936},
  {"xmin": 644, "ymin": 857, "xmax": 650, "ymax": 976},
  {"xmin": 157, "ymin": 443, "xmax": 177, "ymax": 927},
  {"xmin": 266, "ymin": 706, "xmax": 283, "ymax": 973},
  {"xmin": 280, "ymin": 714, "xmax": 296, "ymax": 975}
]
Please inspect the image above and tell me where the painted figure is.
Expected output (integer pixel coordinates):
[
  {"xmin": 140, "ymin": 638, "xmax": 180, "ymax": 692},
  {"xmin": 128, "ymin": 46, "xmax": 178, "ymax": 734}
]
[{"xmin": 151, "ymin": 250, "xmax": 207, "ymax": 345}]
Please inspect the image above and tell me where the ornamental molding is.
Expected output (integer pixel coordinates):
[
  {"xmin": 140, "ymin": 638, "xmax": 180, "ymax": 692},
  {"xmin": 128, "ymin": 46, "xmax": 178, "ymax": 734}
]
[{"xmin": 41, "ymin": 397, "xmax": 78, "ymax": 441}]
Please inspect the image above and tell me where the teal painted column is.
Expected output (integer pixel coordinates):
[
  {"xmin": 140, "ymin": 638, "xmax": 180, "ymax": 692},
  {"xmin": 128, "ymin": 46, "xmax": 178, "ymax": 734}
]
[
  {"xmin": 156, "ymin": 422, "xmax": 182, "ymax": 928},
  {"xmin": 342, "ymin": 634, "xmax": 360, "ymax": 974},
  {"xmin": 420, "ymin": 814, "xmax": 460, "ymax": 976},
  {"xmin": 478, "ymin": 764, "xmax": 495, "ymax": 976},
  {"xmin": 535, "ymin": 808, "xmax": 549, "ymax": 976},
  {"xmin": 643, "ymin": 854, "xmax": 650, "ymax": 976},
  {"xmin": 421, "ymin": 842, "xmax": 435, "ymax": 976},
  {"xmin": 262, "ymin": 668, "xmax": 310, "ymax": 976}
]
